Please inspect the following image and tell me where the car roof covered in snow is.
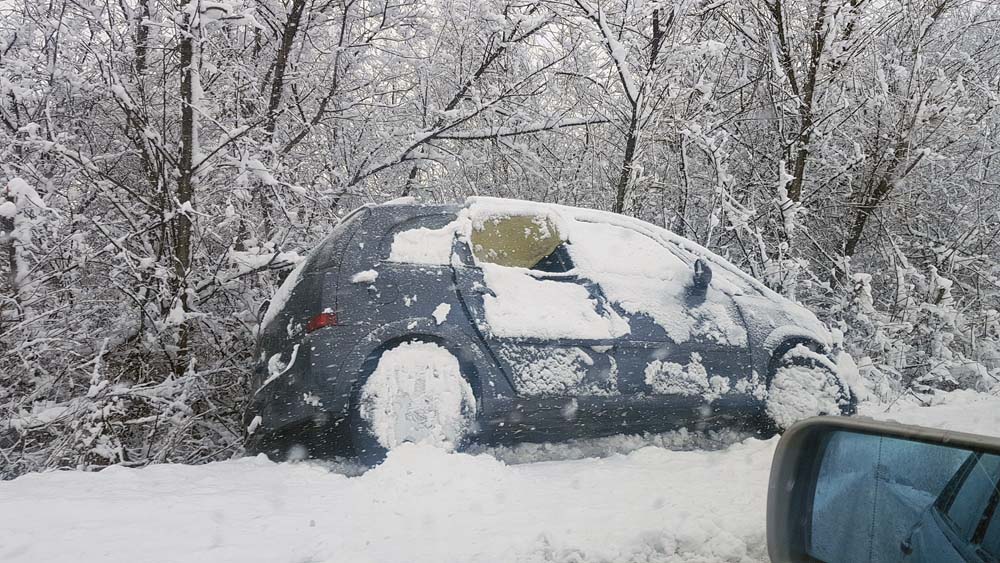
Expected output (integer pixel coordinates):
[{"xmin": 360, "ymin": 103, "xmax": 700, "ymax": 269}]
[{"xmin": 359, "ymin": 196, "xmax": 780, "ymax": 301}]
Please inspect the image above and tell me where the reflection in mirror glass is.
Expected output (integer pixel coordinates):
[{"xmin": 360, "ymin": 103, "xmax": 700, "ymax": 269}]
[{"xmin": 809, "ymin": 431, "xmax": 1000, "ymax": 563}]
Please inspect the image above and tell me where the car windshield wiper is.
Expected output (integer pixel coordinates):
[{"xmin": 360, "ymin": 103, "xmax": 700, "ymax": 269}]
[{"xmin": 528, "ymin": 271, "xmax": 579, "ymax": 281}]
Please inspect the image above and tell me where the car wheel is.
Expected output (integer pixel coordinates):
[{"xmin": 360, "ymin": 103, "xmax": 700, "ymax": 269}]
[
  {"xmin": 764, "ymin": 344, "xmax": 854, "ymax": 432},
  {"xmin": 350, "ymin": 340, "xmax": 477, "ymax": 465}
]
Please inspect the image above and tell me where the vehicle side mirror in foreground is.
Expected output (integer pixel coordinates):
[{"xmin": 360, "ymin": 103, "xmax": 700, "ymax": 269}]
[
  {"xmin": 768, "ymin": 417, "xmax": 1000, "ymax": 563},
  {"xmin": 688, "ymin": 258, "xmax": 712, "ymax": 299}
]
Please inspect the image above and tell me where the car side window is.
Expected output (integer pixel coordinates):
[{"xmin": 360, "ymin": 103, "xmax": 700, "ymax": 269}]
[
  {"xmin": 470, "ymin": 213, "xmax": 573, "ymax": 273},
  {"xmin": 564, "ymin": 219, "xmax": 689, "ymax": 280},
  {"xmin": 943, "ymin": 453, "xmax": 1000, "ymax": 543},
  {"xmin": 531, "ymin": 244, "xmax": 574, "ymax": 273}
]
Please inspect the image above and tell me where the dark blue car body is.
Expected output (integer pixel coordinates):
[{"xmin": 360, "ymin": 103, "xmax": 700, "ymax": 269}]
[{"xmin": 245, "ymin": 199, "xmax": 850, "ymax": 459}]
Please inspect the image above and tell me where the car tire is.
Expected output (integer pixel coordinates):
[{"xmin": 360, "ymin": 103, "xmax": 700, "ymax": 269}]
[
  {"xmin": 763, "ymin": 345, "xmax": 855, "ymax": 433},
  {"xmin": 350, "ymin": 340, "xmax": 477, "ymax": 465}
]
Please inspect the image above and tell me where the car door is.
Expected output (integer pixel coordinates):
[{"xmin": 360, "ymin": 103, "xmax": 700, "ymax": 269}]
[
  {"xmin": 557, "ymin": 216, "xmax": 755, "ymax": 431},
  {"xmin": 450, "ymin": 212, "xmax": 629, "ymax": 441}
]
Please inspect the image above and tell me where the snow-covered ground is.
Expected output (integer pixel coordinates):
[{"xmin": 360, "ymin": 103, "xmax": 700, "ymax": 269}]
[{"xmin": 2, "ymin": 391, "xmax": 998, "ymax": 563}]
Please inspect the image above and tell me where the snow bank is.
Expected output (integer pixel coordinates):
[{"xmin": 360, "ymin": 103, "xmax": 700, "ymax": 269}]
[
  {"xmin": 858, "ymin": 388, "xmax": 1000, "ymax": 432},
  {"xmin": 0, "ymin": 440, "xmax": 773, "ymax": 563},
  {"xmin": 1, "ymin": 393, "xmax": 998, "ymax": 563}
]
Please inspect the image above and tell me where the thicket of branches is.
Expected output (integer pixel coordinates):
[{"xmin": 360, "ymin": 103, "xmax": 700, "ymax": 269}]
[{"xmin": 1, "ymin": 0, "xmax": 998, "ymax": 477}]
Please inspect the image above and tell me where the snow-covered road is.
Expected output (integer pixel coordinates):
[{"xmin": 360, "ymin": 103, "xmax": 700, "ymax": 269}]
[{"xmin": 2, "ymin": 390, "xmax": 998, "ymax": 563}]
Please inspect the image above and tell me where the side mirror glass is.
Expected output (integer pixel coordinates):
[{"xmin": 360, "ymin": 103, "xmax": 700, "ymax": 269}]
[{"xmin": 768, "ymin": 418, "xmax": 1000, "ymax": 563}]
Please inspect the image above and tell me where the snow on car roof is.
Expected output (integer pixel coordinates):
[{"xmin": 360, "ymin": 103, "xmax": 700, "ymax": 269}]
[
  {"xmin": 381, "ymin": 196, "xmax": 780, "ymax": 300},
  {"xmin": 465, "ymin": 196, "xmax": 777, "ymax": 300},
  {"xmin": 377, "ymin": 196, "xmax": 829, "ymax": 347}
]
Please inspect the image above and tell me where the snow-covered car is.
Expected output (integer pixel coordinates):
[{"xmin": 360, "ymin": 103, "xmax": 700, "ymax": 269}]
[{"xmin": 246, "ymin": 197, "xmax": 855, "ymax": 462}]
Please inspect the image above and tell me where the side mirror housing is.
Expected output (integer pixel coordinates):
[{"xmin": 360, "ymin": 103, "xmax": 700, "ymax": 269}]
[
  {"xmin": 768, "ymin": 417, "xmax": 1000, "ymax": 563},
  {"xmin": 687, "ymin": 258, "xmax": 712, "ymax": 299}
]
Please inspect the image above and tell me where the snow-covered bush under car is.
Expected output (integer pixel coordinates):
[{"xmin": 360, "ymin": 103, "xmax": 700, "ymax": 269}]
[{"xmin": 246, "ymin": 197, "xmax": 857, "ymax": 462}]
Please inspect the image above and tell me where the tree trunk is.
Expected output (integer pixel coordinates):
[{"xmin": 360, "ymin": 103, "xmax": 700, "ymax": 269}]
[
  {"xmin": 785, "ymin": 0, "xmax": 828, "ymax": 204},
  {"xmin": 612, "ymin": 112, "xmax": 639, "ymax": 214},
  {"xmin": 0, "ymin": 193, "xmax": 18, "ymax": 327},
  {"xmin": 264, "ymin": 0, "xmax": 307, "ymax": 141},
  {"xmin": 134, "ymin": 0, "xmax": 150, "ymax": 75},
  {"xmin": 259, "ymin": 0, "xmax": 308, "ymax": 237},
  {"xmin": 674, "ymin": 133, "xmax": 689, "ymax": 236},
  {"xmin": 842, "ymin": 168, "xmax": 898, "ymax": 259},
  {"xmin": 173, "ymin": 12, "xmax": 196, "ymax": 375}
]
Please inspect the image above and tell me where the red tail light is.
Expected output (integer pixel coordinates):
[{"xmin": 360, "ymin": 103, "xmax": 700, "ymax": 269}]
[{"xmin": 306, "ymin": 312, "xmax": 337, "ymax": 333}]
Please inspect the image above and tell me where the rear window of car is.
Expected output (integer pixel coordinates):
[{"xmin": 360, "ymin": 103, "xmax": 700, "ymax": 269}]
[
  {"xmin": 381, "ymin": 213, "xmax": 458, "ymax": 264},
  {"xmin": 306, "ymin": 207, "xmax": 369, "ymax": 272}
]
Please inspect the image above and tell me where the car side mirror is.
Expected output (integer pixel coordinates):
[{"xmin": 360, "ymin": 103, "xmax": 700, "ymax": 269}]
[
  {"xmin": 767, "ymin": 417, "xmax": 1000, "ymax": 563},
  {"xmin": 688, "ymin": 258, "xmax": 712, "ymax": 299}
]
